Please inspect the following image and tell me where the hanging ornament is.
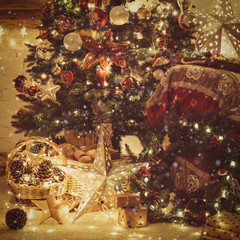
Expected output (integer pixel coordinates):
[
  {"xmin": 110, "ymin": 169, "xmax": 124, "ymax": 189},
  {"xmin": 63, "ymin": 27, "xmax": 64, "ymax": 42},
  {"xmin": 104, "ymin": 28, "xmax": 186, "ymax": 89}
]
[
  {"xmin": 51, "ymin": 64, "xmax": 62, "ymax": 75},
  {"xmin": 80, "ymin": 0, "xmax": 89, "ymax": 11},
  {"xmin": 54, "ymin": 15, "xmax": 72, "ymax": 34},
  {"xmin": 195, "ymin": 0, "xmax": 240, "ymax": 57},
  {"xmin": 39, "ymin": 30, "xmax": 48, "ymax": 40},
  {"xmin": 13, "ymin": 75, "xmax": 27, "ymax": 93},
  {"xmin": 113, "ymin": 87, "xmax": 124, "ymax": 98},
  {"xmin": 27, "ymin": 86, "xmax": 38, "ymax": 96},
  {"xmin": 178, "ymin": 13, "xmax": 190, "ymax": 30},
  {"xmin": 36, "ymin": 40, "xmax": 55, "ymax": 60},
  {"xmin": 60, "ymin": 70, "xmax": 74, "ymax": 86},
  {"xmin": 137, "ymin": 5, "xmax": 151, "ymax": 20},
  {"xmin": 38, "ymin": 77, "xmax": 60, "ymax": 103},
  {"xmin": 96, "ymin": 65, "xmax": 107, "ymax": 88},
  {"xmin": 177, "ymin": 0, "xmax": 193, "ymax": 11},
  {"xmin": 17, "ymin": 110, "xmax": 23, "ymax": 117},
  {"xmin": 5, "ymin": 208, "xmax": 27, "ymax": 230},
  {"xmin": 63, "ymin": 32, "xmax": 82, "ymax": 52},
  {"xmin": 120, "ymin": 76, "xmax": 133, "ymax": 90},
  {"xmin": 153, "ymin": 69, "xmax": 165, "ymax": 81},
  {"xmin": 110, "ymin": 5, "xmax": 129, "ymax": 25},
  {"xmin": 88, "ymin": 8, "xmax": 107, "ymax": 27}
]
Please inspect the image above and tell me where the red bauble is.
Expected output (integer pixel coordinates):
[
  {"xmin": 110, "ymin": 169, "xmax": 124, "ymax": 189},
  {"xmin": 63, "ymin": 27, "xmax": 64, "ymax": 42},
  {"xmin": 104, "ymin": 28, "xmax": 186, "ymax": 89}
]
[
  {"xmin": 17, "ymin": 110, "xmax": 23, "ymax": 117},
  {"xmin": 80, "ymin": 0, "xmax": 89, "ymax": 10},
  {"xmin": 178, "ymin": 13, "xmax": 190, "ymax": 31},
  {"xmin": 13, "ymin": 75, "xmax": 27, "ymax": 93},
  {"xmin": 27, "ymin": 86, "xmax": 38, "ymax": 96},
  {"xmin": 88, "ymin": 8, "xmax": 107, "ymax": 27},
  {"xmin": 39, "ymin": 30, "xmax": 48, "ymax": 40},
  {"xmin": 120, "ymin": 76, "xmax": 133, "ymax": 90},
  {"xmin": 54, "ymin": 15, "xmax": 72, "ymax": 34},
  {"xmin": 60, "ymin": 71, "xmax": 74, "ymax": 86}
]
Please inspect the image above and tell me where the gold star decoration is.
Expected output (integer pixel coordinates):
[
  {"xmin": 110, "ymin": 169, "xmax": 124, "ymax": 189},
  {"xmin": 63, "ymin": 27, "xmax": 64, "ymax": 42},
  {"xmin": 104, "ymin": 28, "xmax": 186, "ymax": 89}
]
[
  {"xmin": 32, "ymin": 190, "xmax": 69, "ymax": 224},
  {"xmin": 194, "ymin": 0, "xmax": 240, "ymax": 56},
  {"xmin": 58, "ymin": 124, "xmax": 147, "ymax": 223},
  {"xmin": 38, "ymin": 77, "xmax": 60, "ymax": 103}
]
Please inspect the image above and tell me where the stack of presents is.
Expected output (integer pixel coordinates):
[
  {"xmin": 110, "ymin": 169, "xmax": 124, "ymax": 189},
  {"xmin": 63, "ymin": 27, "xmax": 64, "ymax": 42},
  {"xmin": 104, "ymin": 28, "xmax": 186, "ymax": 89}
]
[
  {"xmin": 200, "ymin": 211, "xmax": 240, "ymax": 240},
  {"xmin": 113, "ymin": 193, "xmax": 147, "ymax": 229}
]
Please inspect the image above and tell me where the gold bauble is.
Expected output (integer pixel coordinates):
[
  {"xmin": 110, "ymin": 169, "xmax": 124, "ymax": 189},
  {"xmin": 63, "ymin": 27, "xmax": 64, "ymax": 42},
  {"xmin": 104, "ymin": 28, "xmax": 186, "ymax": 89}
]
[{"xmin": 137, "ymin": 5, "xmax": 151, "ymax": 20}]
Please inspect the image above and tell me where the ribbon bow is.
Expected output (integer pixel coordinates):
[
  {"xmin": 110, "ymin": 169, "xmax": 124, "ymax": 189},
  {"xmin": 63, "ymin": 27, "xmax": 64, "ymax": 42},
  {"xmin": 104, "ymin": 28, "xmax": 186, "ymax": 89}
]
[{"xmin": 81, "ymin": 29, "xmax": 132, "ymax": 70}]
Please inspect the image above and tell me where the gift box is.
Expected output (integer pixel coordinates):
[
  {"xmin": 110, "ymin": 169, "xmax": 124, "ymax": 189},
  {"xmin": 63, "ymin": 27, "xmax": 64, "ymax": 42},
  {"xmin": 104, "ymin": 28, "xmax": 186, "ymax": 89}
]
[
  {"xmin": 118, "ymin": 207, "xmax": 147, "ymax": 228},
  {"xmin": 201, "ymin": 223, "xmax": 240, "ymax": 240},
  {"xmin": 200, "ymin": 211, "xmax": 240, "ymax": 240},
  {"xmin": 114, "ymin": 193, "xmax": 140, "ymax": 208},
  {"xmin": 206, "ymin": 211, "xmax": 240, "ymax": 233}
]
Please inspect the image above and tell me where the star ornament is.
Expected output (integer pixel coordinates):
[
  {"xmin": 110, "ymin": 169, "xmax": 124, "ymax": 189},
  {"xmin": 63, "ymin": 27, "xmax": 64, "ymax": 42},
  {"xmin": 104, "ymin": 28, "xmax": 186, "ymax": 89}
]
[
  {"xmin": 32, "ymin": 190, "xmax": 69, "ymax": 224},
  {"xmin": 38, "ymin": 77, "xmax": 60, "ymax": 103},
  {"xmin": 58, "ymin": 125, "xmax": 147, "ymax": 223},
  {"xmin": 194, "ymin": 0, "xmax": 240, "ymax": 57},
  {"xmin": 80, "ymin": 29, "xmax": 132, "ymax": 70}
]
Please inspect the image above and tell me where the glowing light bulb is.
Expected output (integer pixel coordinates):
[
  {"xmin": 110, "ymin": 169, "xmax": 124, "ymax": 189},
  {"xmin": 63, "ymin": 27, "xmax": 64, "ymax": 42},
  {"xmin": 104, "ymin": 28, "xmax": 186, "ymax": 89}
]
[
  {"xmin": 205, "ymin": 126, "xmax": 211, "ymax": 133},
  {"xmin": 41, "ymin": 73, "xmax": 47, "ymax": 79},
  {"xmin": 230, "ymin": 161, "xmax": 236, "ymax": 168},
  {"xmin": 172, "ymin": 10, "xmax": 178, "ymax": 16},
  {"xmin": 194, "ymin": 123, "xmax": 199, "ymax": 129},
  {"xmin": 214, "ymin": 202, "xmax": 219, "ymax": 208},
  {"xmin": 218, "ymin": 136, "xmax": 224, "ymax": 140}
]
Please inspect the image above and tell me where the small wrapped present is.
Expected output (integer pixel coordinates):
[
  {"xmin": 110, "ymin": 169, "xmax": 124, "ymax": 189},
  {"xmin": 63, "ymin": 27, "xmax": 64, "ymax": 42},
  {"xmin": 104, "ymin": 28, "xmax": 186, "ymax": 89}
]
[
  {"xmin": 114, "ymin": 193, "xmax": 140, "ymax": 208},
  {"xmin": 118, "ymin": 207, "xmax": 147, "ymax": 228},
  {"xmin": 206, "ymin": 211, "xmax": 240, "ymax": 233},
  {"xmin": 201, "ymin": 223, "xmax": 240, "ymax": 240},
  {"xmin": 200, "ymin": 211, "xmax": 240, "ymax": 240}
]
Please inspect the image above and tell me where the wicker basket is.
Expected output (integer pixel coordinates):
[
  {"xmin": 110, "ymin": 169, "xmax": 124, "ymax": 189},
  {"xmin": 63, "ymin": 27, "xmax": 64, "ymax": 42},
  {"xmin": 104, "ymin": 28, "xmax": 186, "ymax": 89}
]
[{"xmin": 6, "ymin": 137, "xmax": 68, "ymax": 200}]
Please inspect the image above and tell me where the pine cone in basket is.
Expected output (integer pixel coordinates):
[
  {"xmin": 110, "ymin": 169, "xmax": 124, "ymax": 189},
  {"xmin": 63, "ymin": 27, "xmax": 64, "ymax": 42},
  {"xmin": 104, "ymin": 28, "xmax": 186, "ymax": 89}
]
[
  {"xmin": 34, "ymin": 160, "xmax": 53, "ymax": 183},
  {"xmin": 52, "ymin": 167, "xmax": 65, "ymax": 182},
  {"xmin": 19, "ymin": 174, "xmax": 40, "ymax": 186},
  {"xmin": 10, "ymin": 159, "xmax": 30, "ymax": 183},
  {"xmin": 29, "ymin": 142, "xmax": 49, "ymax": 154}
]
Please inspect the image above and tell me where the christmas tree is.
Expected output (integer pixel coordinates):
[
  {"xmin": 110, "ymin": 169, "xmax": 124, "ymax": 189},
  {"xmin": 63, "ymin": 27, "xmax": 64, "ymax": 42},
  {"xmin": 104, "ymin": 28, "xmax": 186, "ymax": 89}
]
[
  {"xmin": 11, "ymin": 0, "xmax": 196, "ymax": 149},
  {"xmin": 10, "ymin": 0, "xmax": 240, "ymax": 227}
]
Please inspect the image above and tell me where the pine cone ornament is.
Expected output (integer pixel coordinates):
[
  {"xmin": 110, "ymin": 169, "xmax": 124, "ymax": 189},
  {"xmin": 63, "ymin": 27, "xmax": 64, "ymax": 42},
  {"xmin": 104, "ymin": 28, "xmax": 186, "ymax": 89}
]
[
  {"xmin": 52, "ymin": 167, "xmax": 65, "ymax": 182},
  {"xmin": 10, "ymin": 159, "xmax": 27, "ymax": 183},
  {"xmin": 34, "ymin": 160, "xmax": 53, "ymax": 182},
  {"xmin": 29, "ymin": 142, "xmax": 48, "ymax": 154},
  {"xmin": 5, "ymin": 208, "xmax": 27, "ymax": 230}
]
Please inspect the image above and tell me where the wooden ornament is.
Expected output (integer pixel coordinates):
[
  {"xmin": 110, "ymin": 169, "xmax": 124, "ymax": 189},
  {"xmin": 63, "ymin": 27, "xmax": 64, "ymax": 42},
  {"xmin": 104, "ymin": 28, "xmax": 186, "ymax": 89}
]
[
  {"xmin": 32, "ymin": 191, "xmax": 69, "ymax": 224},
  {"xmin": 59, "ymin": 143, "xmax": 75, "ymax": 158},
  {"xmin": 137, "ymin": 5, "xmax": 151, "ymax": 20},
  {"xmin": 178, "ymin": 13, "xmax": 190, "ymax": 30},
  {"xmin": 74, "ymin": 150, "xmax": 86, "ymax": 160},
  {"xmin": 60, "ymin": 71, "xmax": 73, "ymax": 86},
  {"xmin": 78, "ymin": 155, "xmax": 93, "ymax": 163},
  {"xmin": 85, "ymin": 149, "xmax": 97, "ymax": 159}
]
